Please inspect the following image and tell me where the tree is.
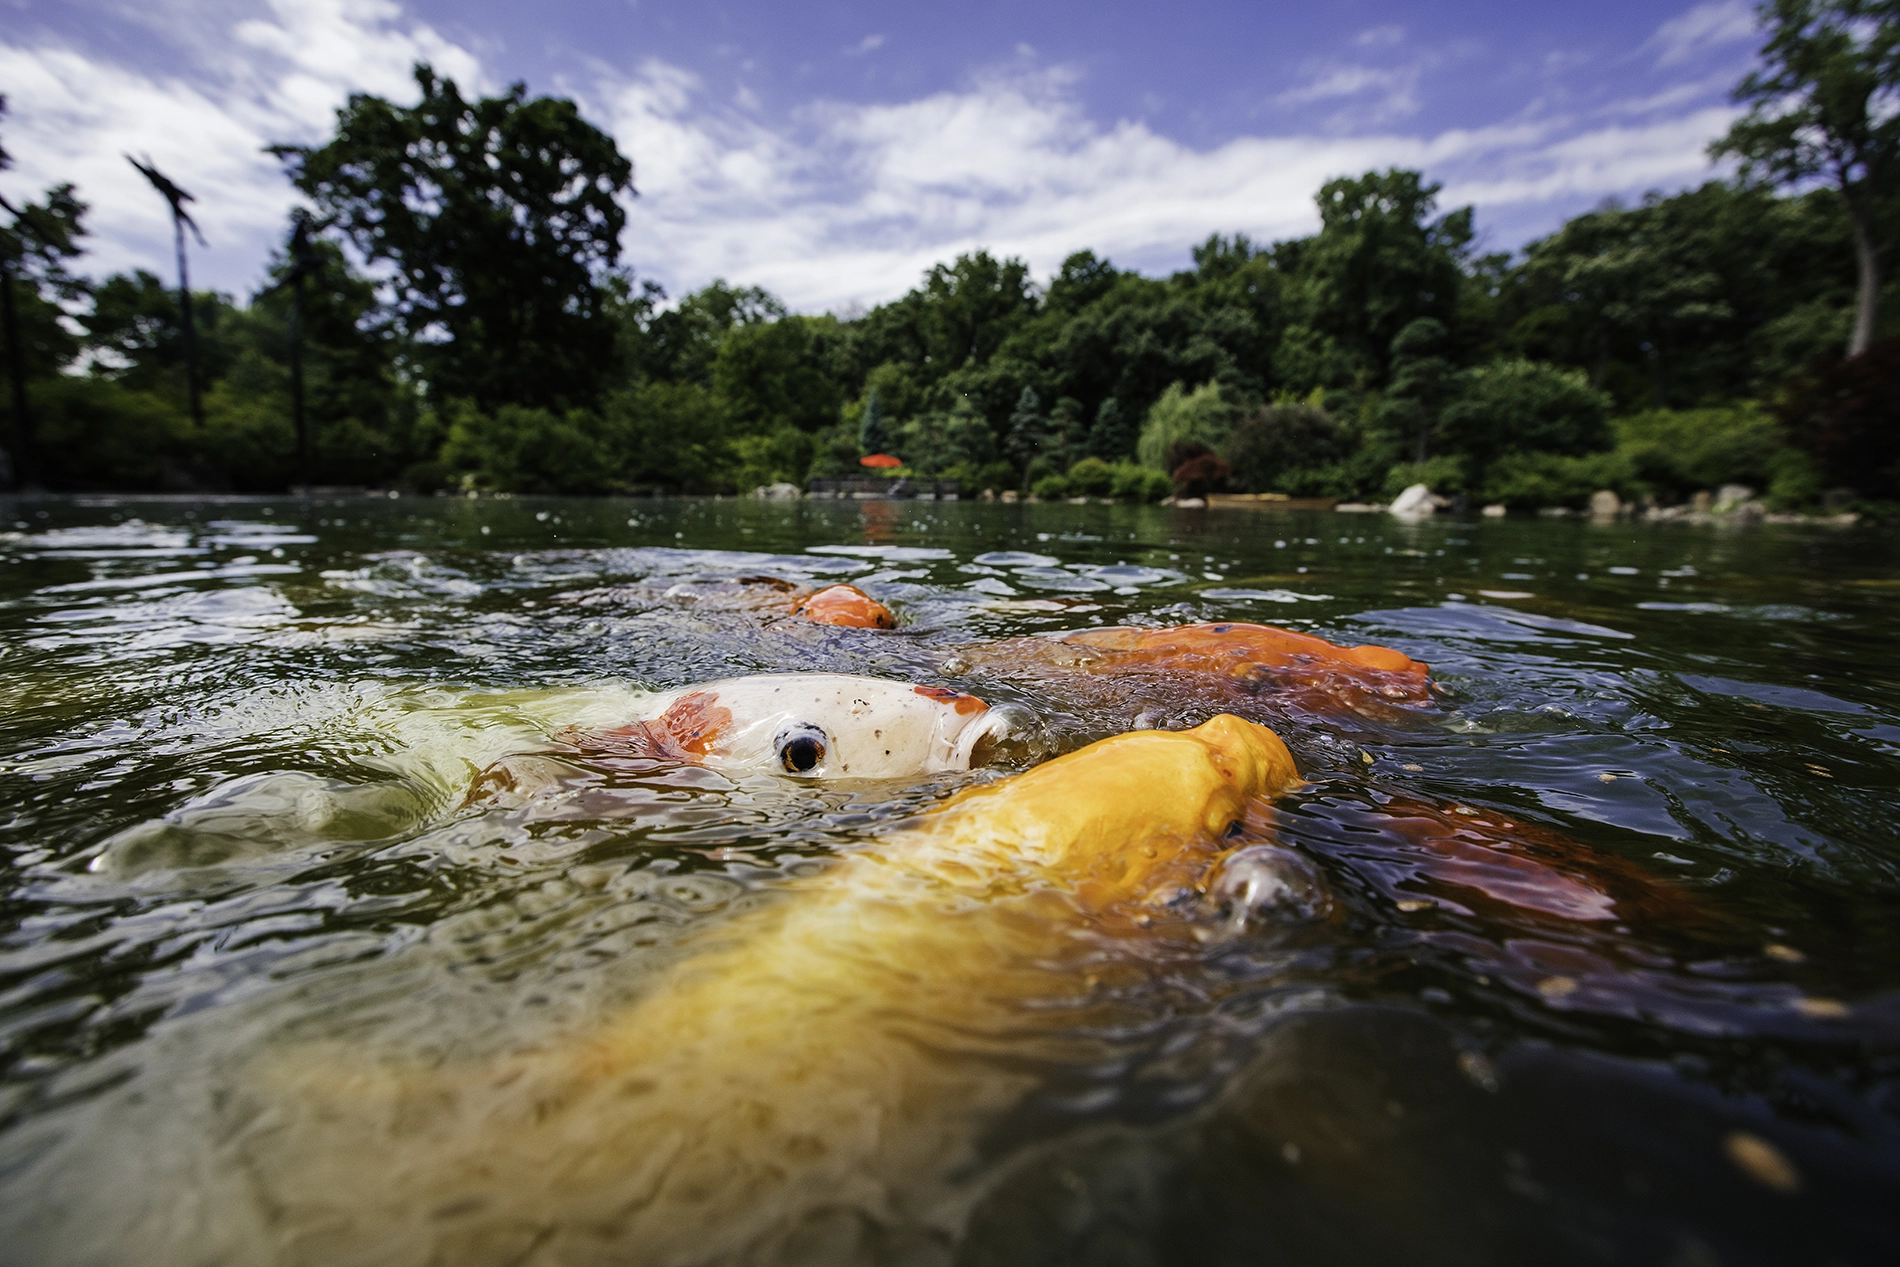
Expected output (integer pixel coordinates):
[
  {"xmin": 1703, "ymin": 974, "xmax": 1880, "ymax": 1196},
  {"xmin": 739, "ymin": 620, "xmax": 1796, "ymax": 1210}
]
[
  {"xmin": 1713, "ymin": 0, "xmax": 1900, "ymax": 355},
  {"xmin": 1004, "ymin": 386, "xmax": 1046, "ymax": 469},
  {"xmin": 274, "ymin": 64, "xmax": 635, "ymax": 410},
  {"xmin": 0, "ymin": 97, "xmax": 89, "ymax": 486},
  {"xmin": 127, "ymin": 156, "xmax": 207, "ymax": 428},
  {"xmin": 1086, "ymin": 397, "xmax": 1136, "ymax": 461},
  {"xmin": 1298, "ymin": 169, "xmax": 1473, "ymax": 381},
  {"xmin": 858, "ymin": 386, "xmax": 891, "ymax": 456},
  {"xmin": 1382, "ymin": 317, "xmax": 1455, "ymax": 463}
]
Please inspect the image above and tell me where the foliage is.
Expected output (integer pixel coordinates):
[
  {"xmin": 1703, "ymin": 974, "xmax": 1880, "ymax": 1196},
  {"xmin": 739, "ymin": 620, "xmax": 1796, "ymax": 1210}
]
[
  {"xmin": 1712, "ymin": 0, "xmax": 1900, "ymax": 354},
  {"xmin": 1612, "ymin": 403, "xmax": 1792, "ymax": 496},
  {"xmin": 274, "ymin": 64, "xmax": 634, "ymax": 411},
  {"xmin": 1436, "ymin": 360, "xmax": 1614, "ymax": 478},
  {"xmin": 858, "ymin": 386, "xmax": 890, "ymax": 456},
  {"xmin": 1223, "ymin": 403, "xmax": 1346, "ymax": 492},
  {"xmin": 1136, "ymin": 381, "xmax": 1237, "ymax": 471},
  {"xmin": 1480, "ymin": 451, "xmax": 1635, "ymax": 510},
  {"xmin": 1777, "ymin": 335, "xmax": 1900, "ymax": 497}
]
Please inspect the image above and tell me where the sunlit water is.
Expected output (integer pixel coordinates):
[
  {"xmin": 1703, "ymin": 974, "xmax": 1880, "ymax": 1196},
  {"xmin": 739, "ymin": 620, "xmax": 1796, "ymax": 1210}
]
[{"xmin": 1, "ymin": 494, "xmax": 1896, "ymax": 1266}]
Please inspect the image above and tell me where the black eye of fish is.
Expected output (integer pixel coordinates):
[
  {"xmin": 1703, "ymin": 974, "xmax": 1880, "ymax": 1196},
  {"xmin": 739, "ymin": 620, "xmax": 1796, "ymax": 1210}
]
[{"xmin": 776, "ymin": 726, "xmax": 827, "ymax": 774}]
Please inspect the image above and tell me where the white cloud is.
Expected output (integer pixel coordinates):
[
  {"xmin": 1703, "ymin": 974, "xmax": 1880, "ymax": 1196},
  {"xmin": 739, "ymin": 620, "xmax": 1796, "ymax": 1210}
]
[
  {"xmin": 0, "ymin": 0, "xmax": 483, "ymax": 292},
  {"xmin": 1645, "ymin": 1, "xmax": 1759, "ymax": 67},
  {"xmin": 848, "ymin": 34, "xmax": 885, "ymax": 56},
  {"xmin": 0, "ymin": 0, "xmax": 1744, "ymax": 317},
  {"xmin": 1355, "ymin": 26, "xmax": 1406, "ymax": 49},
  {"xmin": 612, "ymin": 65, "xmax": 1738, "ymax": 312}
]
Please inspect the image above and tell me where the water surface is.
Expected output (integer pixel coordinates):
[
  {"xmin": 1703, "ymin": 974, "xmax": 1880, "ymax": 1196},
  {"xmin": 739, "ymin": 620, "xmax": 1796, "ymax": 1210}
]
[{"xmin": 1, "ymin": 494, "xmax": 1897, "ymax": 1265}]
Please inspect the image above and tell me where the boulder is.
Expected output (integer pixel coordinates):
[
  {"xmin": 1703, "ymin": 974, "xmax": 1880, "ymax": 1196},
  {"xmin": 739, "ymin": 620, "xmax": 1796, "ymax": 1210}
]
[
  {"xmin": 1481, "ymin": 503, "xmax": 1508, "ymax": 517},
  {"xmin": 1713, "ymin": 484, "xmax": 1757, "ymax": 513},
  {"xmin": 1388, "ymin": 483, "xmax": 1435, "ymax": 516},
  {"xmin": 1588, "ymin": 489, "xmax": 1621, "ymax": 518},
  {"xmin": 751, "ymin": 482, "xmax": 802, "ymax": 500}
]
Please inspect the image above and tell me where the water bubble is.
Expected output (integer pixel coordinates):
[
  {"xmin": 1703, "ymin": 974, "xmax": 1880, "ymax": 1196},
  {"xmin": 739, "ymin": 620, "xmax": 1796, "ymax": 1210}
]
[{"xmin": 1207, "ymin": 845, "xmax": 1328, "ymax": 930}]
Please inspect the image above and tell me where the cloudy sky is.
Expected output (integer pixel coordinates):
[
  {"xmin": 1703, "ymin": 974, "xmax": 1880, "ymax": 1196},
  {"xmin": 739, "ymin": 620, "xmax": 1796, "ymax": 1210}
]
[{"xmin": 0, "ymin": 0, "xmax": 1765, "ymax": 313}]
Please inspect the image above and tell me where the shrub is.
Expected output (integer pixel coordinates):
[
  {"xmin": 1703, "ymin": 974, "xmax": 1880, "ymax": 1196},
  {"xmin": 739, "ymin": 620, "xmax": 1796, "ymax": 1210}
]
[
  {"xmin": 1109, "ymin": 463, "xmax": 1171, "ymax": 503},
  {"xmin": 1137, "ymin": 381, "xmax": 1238, "ymax": 470},
  {"xmin": 1382, "ymin": 455, "xmax": 1466, "ymax": 499},
  {"xmin": 23, "ymin": 376, "xmax": 193, "ymax": 490},
  {"xmin": 1224, "ymin": 404, "xmax": 1346, "ymax": 492},
  {"xmin": 1171, "ymin": 453, "xmax": 1231, "ymax": 498},
  {"xmin": 1031, "ymin": 473, "xmax": 1071, "ymax": 500},
  {"xmin": 442, "ymin": 402, "xmax": 614, "ymax": 494},
  {"xmin": 1438, "ymin": 360, "xmax": 1613, "ymax": 471},
  {"xmin": 1612, "ymin": 403, "xmax": 1789, "ymax": 497},
  {"xmin": 1066, "ymin": 456, "xmax": 1114, "ymax": 496},
  {"xmin": 1480, "ymin": 451, "xmax": 1634, "ymax": 510},
  {"xmin": 1777, "ymin": 337, "xmax": 1900, "ymax": 499}
]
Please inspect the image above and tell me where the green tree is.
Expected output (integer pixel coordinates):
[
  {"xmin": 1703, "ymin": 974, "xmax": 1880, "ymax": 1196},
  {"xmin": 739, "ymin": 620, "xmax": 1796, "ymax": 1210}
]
[
  {"xmin": 1086, "ymin": 396, "xmax": 1135, "ymax": 461},
  {"xmin": 1381, "ymin": 317, "xmax": 1455, "ymax": 462},
  {"xmin": 0, "ymin": 97, "xmax": 89, "ymax": 485},
  {"xmin": 1298, "ymin": 169, "xmax": 1472, "ymax": 381},
  {"xmin": 1004, "ymin": 386, "xmax": 1047, "ymax": 470},
  {"xmin": 1436, "ymin": 360, "xmax": 1613, "ymax": 478},
  {"xmin": 1137, "ymin": 381, "xmax": 1239, "ymax": 471},
  {"xmin": 274, "ymin": 64, "xmax": 635, "ymax": 410},
  {"xmin": 858, "ymin": 385, "xmax": 891, "ymax": 456},
  {"xmin": 1713, "ymin": 0, "xmax": 1900, "ymax": 354}
]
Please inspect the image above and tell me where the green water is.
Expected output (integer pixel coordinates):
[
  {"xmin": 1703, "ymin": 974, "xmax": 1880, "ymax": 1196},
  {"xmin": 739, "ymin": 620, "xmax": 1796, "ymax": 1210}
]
[{"xmin": 0, "ymin": 493, "xmax": 1896, "ymax": 1265}]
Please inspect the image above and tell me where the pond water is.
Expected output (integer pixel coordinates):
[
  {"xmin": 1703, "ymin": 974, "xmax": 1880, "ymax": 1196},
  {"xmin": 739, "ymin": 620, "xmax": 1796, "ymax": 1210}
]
[{"xmin": 1, "ymin": 493, "xmax": 1896, "ymax": 1266}]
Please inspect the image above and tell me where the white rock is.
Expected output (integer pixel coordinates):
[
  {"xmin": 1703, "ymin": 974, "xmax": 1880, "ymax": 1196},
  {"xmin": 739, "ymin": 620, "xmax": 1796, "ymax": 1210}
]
[
  {"xmin": 1713, "ymin": 484, "xmax": 1757, "ymax": 513},
  {"xmin": 1589, "ymin": 489, "xmax": 1621, "ymax": 518},
  {"xmin": 1481, "ymin": 503, "xmax": 1508, "ymax": 517},
  {"xmin": 1389, "ymin": 483, "xmax": 1435, "ymax": 516},
  {"xmin": 752, "ymin": 482, "xmax": 802, "ymax": 500}
]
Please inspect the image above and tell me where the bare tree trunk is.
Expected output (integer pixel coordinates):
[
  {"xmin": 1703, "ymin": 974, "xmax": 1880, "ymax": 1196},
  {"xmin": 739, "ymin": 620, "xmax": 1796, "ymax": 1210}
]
[
  {"xmin": 1849, "ymin": 204, "xmax": 1880, "ymax": 358},
  {"xmin": 0, "ymin": 253, "xmax": 30, "ymax": 489},
  {"xmin": 175, "ymin": 216, "xmax": 203, "ymax": 429}
]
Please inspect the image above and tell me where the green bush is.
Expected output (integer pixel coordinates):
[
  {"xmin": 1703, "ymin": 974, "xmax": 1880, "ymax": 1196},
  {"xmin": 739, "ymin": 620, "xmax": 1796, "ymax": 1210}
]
[
  {"xmin": 1438, "ymin": 360, "xmax": 1613, "ymax": 471},
  {"xmin": 1480, "ymin": 451, "xmax": 1634, "ymax": 509},
  {"xmin": 1223, "ymin": 404, "xmax": 1346, "ymax": 492},
  {"xmin": 441, "ymin": 402, "xmax": 615, "ymax": 494},
  {"xmin": 1031, "ymin": 473, "xmax": 1071, "ymax": 500},
  {"xmin": 1136, "ymin": 381, "xmax": 1238, "ymax": 471},
  {"xmin": 1109, "ymin": 462, "xmax": 1171, "ymax": 503},
  {"xmin": 1066, "ymin": 456, "xmax": 1114, "ymax": 496},
  {"xmin": 24, "ymin": 376, "xmax": 192, "ymax": 490},
  {"xmin": 1382, "ymin": 455, "xmax": 1466, "ymax": 499},
  {"xmin": 1612, "ymin": 404, "xmax": 1789, "ymax": 496}
]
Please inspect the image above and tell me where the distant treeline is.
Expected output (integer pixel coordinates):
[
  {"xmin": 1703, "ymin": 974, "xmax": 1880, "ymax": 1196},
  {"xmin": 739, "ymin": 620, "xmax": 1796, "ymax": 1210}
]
[{"xmin": 3, "ymin": 16, "xmax": 1898, "ymax": 507}]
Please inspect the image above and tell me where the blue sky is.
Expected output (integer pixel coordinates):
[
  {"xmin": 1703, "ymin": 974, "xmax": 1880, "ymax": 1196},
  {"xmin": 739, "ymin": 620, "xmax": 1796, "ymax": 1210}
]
[{"xmin": 0, "ymin": 0, "xmax": 1765, "ymax": 311}]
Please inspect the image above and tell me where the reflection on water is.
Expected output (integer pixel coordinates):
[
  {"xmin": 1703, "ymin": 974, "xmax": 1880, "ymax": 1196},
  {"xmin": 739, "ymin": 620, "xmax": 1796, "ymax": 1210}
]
[{"xmin": 1, "ymin": 494, "xmax": 1897, "ymax": 1266}]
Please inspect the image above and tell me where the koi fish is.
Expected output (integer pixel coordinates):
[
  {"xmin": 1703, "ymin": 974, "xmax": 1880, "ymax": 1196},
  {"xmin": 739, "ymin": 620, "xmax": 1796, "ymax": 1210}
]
[
  {"xmin": 469, "ymin": 673, "xmax": 1015, "ymax": 807},
  {"xmin": 254, "ymin": 717, "xmax": 1306, "ymax": 1266}
]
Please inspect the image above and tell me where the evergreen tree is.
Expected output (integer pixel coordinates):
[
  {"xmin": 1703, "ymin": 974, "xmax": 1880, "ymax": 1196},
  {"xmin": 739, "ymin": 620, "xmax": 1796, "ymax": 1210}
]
[
  {"xmin": 1087, "ymin": 397, "xmax": 1136, "ymax": 461},
  {"xmin": 859, "ymin": 386, "xmax": 891, "ymax": 455},
  {"xmin": 1005, "ymin": 386, "xmax": 1046, "ymax": 469}
]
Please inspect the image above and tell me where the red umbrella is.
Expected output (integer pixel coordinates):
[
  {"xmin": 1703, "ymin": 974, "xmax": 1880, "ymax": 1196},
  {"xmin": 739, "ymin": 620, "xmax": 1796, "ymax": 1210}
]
[{"xmin": 859, "ymin": 454, "xmax": 902, "ymax": 468}]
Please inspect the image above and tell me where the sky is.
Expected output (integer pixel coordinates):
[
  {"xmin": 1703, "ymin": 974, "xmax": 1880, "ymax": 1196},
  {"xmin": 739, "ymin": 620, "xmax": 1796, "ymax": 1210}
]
[{"xmin": 0, "ymin": 0, "xmax": 1767, "ymax": 314}]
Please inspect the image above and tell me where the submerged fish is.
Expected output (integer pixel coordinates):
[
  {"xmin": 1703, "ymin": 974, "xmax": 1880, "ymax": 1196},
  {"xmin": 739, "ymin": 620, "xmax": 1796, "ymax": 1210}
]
[{"xmin": 251, "ymin": 717, "xmax": 1308, "ymax": 1266}]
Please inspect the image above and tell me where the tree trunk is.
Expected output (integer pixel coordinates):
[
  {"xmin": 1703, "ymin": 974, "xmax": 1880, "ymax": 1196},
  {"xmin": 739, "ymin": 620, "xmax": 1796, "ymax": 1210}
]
[
  {"xmin": 1849, "ymin": 203, "xmax": 1880, "ymax": 358},
  {"xmin": 0, "ymin": 254, "xmax": 30, "ymax": 489}
]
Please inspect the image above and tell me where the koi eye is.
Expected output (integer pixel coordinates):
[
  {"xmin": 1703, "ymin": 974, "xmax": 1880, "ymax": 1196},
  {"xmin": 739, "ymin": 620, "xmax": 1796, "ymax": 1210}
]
[{"xmin": 775, "ymin": 724, "xmax": 828, "ymax": 774}]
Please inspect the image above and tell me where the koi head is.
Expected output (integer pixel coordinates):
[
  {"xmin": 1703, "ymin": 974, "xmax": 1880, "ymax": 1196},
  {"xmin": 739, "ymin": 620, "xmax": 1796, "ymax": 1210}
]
[{"xmin": 638, "ymin": 674, "xmax": 1017, "ymax": 778}]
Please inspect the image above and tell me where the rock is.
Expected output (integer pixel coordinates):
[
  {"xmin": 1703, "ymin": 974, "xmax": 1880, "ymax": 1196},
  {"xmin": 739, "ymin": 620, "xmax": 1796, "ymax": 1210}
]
[
  {"xmin": 1713, "ymin": 484, "xmax": 1756, "ymax": 513},
  {"xmin": 1334, "ymin": 502, "xmax": 1382, "ymax": 513},
  {"xmin": 751, "ymin": 481, "xmax": 802, "ymax": 501},
  {"xmin": 1388, "ymin": 483, "xmax": 1435, "ymax": 516},
  {"xmin": 1538, "ymin": 506, "xmax": 1577, "ymax": 518},
  {"xmin": 1588, "ymin": 489, "xmax": 1621, "ymax": 518},
  {"xmin": 1480, "ymin": 503, "xmax": 1508, "ymax": 518},
  {"xmin": 1176, "ymin": 497, "xmax": 1207, "ymax": 509},
  {"xmin": 1737, "ymin": 499, "xmax": 1766, "ymax": 521},
  {"xmin": 978, "ymin": 488, "xmax": 997, "ymax": 502},
  {"xmin": 1000, "ymin": 489, "xmax": 1020, "ymax": 504},
  {"xmin": 1691, "ymin": 490, "xmax": 1712, "ymax": 513}
]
